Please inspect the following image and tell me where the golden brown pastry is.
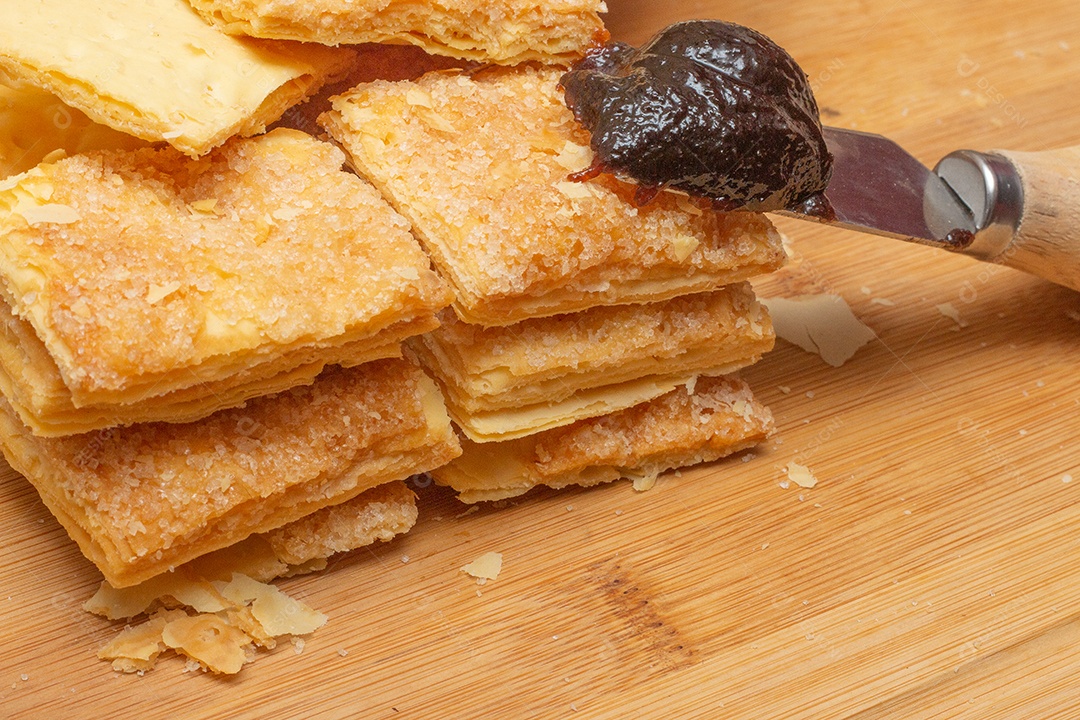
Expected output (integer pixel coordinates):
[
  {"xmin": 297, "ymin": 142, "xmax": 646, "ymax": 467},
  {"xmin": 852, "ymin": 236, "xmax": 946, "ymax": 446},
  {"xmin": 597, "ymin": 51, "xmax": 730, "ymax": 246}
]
[
  {"xmin": 0, "ymin": 0, "xmax": 356, "ymax": 156},
  {"xmin": 263, "ymin": 479, "xmax": 419, "ymax": 566},
  {"xmin": 0, "ymin": 129, "xmax": 452, "ymax": 435},
  {"xmin": 84, "ymin": 480, "xmax": 420, "ymax": 621},
  {"xmin": 321, "ymin": 66, "xmax": 786, "ymax": 325},
  {"xmin": 411, "ymin": 284, "xmax": 774, "ymax": 441},
  {"xmin": 187, "ymin": 0, "xmax": 607, "ymax": 66},
  {"xmin": 432, "ymin": 375, "xmax": 773, "ymax": 503},
  {"xmin": 0, "ymin": 358, "xmax": 461, "ymax": 588},
  {"xmin": 82, "ymin": 481, "xmax": 418, "ymax": 674}
]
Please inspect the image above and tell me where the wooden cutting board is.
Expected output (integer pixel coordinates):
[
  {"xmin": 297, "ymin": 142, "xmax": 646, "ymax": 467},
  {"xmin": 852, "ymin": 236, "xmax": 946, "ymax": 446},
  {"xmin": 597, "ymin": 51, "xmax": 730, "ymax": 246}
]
[{"xmin": 3, "ymin": 1, "xmax": 1080, "ymax": 717}]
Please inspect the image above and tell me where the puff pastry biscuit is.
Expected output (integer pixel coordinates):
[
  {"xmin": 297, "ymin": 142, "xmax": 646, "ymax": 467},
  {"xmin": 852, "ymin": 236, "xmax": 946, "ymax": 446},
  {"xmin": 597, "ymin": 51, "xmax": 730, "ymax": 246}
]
[
  {"xmin": 262, "ymin": 479, "xmax": 419, "ymax": 567},
  {"xmin": 86, "ymin": 480, "xmax": 421, "ymax": 622},
  {"xmin": 0, "ymin": 129, "xmax": 451, "ymax": 435},
  {"xmin": 411, "ymin": 284, "xmax": 774, "ymax": 442},
  {"xmin": 0, "ymin": 358, "xmax": 461, "ymax": 588},
  {"xmin": 0, "ymin": 0, "xmax": 355, "ymax": 156},
  {"xmin": 432, "ymin": 375, "xmax": 773, "ymax": 503},
  {"xmin": 83, "ymin": 481, "xmax": 419, "ymax": 674},
  {"xmin": 322, "ymin": 67, "xmax": 786, "ymax": 325},
  {"xmin": 188, "ymin": 0, "xmax": 607, "ymax": 66}
]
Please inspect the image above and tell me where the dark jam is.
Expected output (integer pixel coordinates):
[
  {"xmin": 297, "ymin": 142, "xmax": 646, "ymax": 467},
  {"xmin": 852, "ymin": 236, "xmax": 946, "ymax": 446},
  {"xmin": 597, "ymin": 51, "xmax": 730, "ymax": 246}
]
[
  {"xmin": 561, "ymin": 20, "xmax": 833, "ymax": 212},
  {"xmin": 944, "ymin": 228, "xmax": 975, "ymax": 250}
]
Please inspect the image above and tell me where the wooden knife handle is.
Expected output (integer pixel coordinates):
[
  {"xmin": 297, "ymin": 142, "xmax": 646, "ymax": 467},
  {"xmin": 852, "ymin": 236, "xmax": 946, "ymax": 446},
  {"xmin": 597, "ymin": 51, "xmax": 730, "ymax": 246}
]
[{"xmin": 990, "ymin": 146, "xmax": 1080, "ymax": 291}]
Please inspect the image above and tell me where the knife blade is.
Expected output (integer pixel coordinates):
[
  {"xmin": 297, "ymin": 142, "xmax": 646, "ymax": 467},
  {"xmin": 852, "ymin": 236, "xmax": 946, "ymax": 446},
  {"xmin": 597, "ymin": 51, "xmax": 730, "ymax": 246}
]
[{"xmin": 775, "ymin": 127, "xmax": 1080, "ymax": 292}]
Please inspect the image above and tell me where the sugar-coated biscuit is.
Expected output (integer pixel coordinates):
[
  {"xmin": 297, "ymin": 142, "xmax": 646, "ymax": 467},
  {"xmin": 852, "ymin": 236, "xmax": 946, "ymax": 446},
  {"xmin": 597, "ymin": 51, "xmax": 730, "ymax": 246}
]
[
  {"xmin": 188, "ymin": 0, "xmax": 607, "ymax": 65},
  {"xmin": 85, "ymin": 481, "xmax": 420, "ymax": 623},
  {"xmin": 81, "ymin": 480, "xmax": 419, "ymax": 674},
  {"xmin": 411, "ymin": 284, "xmax": 774, "ymax": 441},
  {"xmin": 432, "ymin": 375, "xmax": 773, "ymax": 503},
  {"xmin": 0, "ymin": 358, "xmax": 461, "ymax": 588},
  {"xmin": 322, "ymin": 67, "xmax": 786, "ymax": 325},
  {"xmin": 264, "ymin": 480, "xmax": 419, "ymax": 566},
  {"xmin": 0, "ymin": 129, "xmax": 451, "ymax": 435},
  {"xmin": 0, "ymin": 0, "xmax": 356, "ymax": 156}
]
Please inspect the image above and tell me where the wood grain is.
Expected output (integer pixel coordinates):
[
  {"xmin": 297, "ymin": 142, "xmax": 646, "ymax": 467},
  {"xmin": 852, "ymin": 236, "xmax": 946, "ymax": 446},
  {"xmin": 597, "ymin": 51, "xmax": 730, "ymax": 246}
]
[
  {"xmin": 3, "ymin": 1, "xmax": 1080, "ymax": 718},
  {"xmin": 994, "ymin": 146, "xmax": 1080, "ymax": 291}
]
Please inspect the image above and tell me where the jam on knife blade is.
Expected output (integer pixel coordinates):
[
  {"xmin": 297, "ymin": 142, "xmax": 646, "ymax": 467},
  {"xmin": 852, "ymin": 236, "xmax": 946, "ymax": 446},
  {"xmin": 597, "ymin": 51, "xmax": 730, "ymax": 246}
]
[{"xmin": 561, "ymin": 20, "xmax": 833, "ymax": 212}]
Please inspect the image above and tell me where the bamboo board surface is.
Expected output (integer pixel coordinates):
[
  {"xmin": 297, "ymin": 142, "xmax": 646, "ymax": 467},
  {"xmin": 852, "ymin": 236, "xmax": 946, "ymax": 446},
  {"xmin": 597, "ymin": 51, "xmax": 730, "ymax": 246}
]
[{"xmin": 3, "ymin": 0, "xmax": 1080, "ymax": 717}]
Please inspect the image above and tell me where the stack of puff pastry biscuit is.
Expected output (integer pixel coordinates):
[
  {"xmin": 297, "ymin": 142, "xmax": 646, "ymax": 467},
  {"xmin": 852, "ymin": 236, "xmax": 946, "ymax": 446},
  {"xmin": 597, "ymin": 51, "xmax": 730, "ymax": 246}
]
[
  {"xmin": 0, "ymin": 1, "xmax": 464, "ymax": 593},
  {"xmin": 0, "ymin": 0, "xmax": 783, "ymax": 672},
  {"xmin": 321, "ymin": 65, "xmax": 783, "ymax": 502}
]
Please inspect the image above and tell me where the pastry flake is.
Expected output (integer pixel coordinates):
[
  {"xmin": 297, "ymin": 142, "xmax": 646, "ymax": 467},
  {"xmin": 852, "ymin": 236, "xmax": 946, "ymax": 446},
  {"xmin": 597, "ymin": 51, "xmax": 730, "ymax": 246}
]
[
  {"xmin": 321, "ymin": 67, "xmax": 786, "ymax": 325},
  {"xmin": 187, "ymin": 0, "xmax": 607, "ymax": 66},
  {"xmin": 263, "ymin": 480, "xmax": 419, "ymax": 566},
  {"xmin": 0, "ymin": 0, "xmax": 356, "ymax": 156},
  {"xmin": 0, "ymin": 129, "xmax": 452, "ymax": 433}
]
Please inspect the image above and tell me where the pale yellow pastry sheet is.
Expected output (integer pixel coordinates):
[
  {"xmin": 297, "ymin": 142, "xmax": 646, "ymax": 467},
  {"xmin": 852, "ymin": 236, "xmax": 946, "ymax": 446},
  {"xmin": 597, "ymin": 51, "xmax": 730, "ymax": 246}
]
[
  {"xmin": 0, "ymin": 83, "xmax": 149, "ymax": 180},
  {"xmin": 0, "ymin": 0, "xmax": 356, "ymax": 156}
]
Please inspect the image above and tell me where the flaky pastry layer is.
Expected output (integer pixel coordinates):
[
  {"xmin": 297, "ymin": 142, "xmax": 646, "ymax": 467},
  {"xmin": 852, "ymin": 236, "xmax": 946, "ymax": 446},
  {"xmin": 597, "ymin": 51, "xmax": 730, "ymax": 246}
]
[
  {"xmin": 411, "ymin": 284, "xmax": 774, "ymax": 441},
  {"xmin": 188, "ymin": 0, "xmax": 606, "ymax": 66},
  {"xmin": 86, "ymin": 481, "xmax": 421, "ymax": 622},
  {"xmin": 264, "ymin": 480, "xmax": 419, "ymax": 566},
  {"xmin": 0, "ymin": 298, "xmax": 439, "ymax": 436},
  {"xmin": 322, "ymin": 66, "xmax": 786, "ymax": 325},
  {"xmin": 0, "ymin": 358, "xmax": 461, "ymax": 588},
  {"xmin": 0, "ymin": 0, "xmax": 356, "ymax": 156},
  {"xmin": 433, "ymin": 375, "xmax": 773, "ymax": 503},
  {"xmin": 0, "ymin": 83, "xmax": 149, "ymax": 180},
  {"xmin": 84, "ymin": 482, "xmax": 419, "ymax": 675},
  {"xmin": 0, "ymin": 129, "xmax": 452, "ymax": 424}
]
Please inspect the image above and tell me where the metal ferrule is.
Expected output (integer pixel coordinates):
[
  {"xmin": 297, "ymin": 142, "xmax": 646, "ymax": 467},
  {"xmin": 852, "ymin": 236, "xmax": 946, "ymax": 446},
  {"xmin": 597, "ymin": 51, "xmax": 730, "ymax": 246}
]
[{"xmin": 933, "ymin": 150, "xmax": 1025, "ymax": 261}]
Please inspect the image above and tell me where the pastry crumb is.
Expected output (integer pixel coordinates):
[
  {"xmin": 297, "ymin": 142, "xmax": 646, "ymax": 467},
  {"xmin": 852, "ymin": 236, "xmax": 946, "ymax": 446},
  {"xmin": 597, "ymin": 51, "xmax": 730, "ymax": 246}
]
[
  {"xmin": 936, "ymin": 302, "xmax": 968, "ymax": 328},
  {"xmin": 631, "ymin": 472, "xmax": 659, "ymax": 492},
  {"xmin": 785, "ymin": 462, "xmax": 818, "ymax": 488},
  {"xmin": 461, "ymin": 552, "xmax": 503, "ymax": 583}
]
